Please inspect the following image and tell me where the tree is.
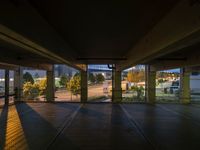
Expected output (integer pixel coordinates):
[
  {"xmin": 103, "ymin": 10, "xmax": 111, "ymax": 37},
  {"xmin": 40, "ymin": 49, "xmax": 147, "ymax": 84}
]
[
  {"xmin": 23, "ymin": 72, "xmax": 34, "ymax": 84},
  {"xmin": 127, "ymin": 71, "xmax": 134, "ymax": 82},
  {"xmin": 138, "ymin": 70, "xmax": 145, "ymax": 82},
  {"xmin": 131, "ymin": 86, "xmax": 144, "ymax": 100},
  {"xmin": 37, "ymin": 79, "xmax": 47, "ymax": 95},
  {"xmin": 67, "ymin": 74, "xmax": 81, "ymax": 96},
  {"xmin": 34, "ymin": 73, "xmax": 40, "ymax": 79},
  {"xmin": 59, "ymin": 75, "xmax": 68, "ymax": 87},
  {"xmin": 127, "ymin": 70, "xmax": 145, "ymax": 83},
  {"xmin": 96, "ymin": 73, "xmax": 105, "ymax": 84},
  {"xmin": 23, "ymin": 82, "xmax": 39, "ymax": 99},
  {"xmin": 88, "ymin": 73, "xmax": 96, "ymax": 84}
]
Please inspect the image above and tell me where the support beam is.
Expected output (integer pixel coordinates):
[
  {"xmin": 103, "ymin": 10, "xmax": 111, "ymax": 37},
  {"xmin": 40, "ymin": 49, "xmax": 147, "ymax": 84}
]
[
  {"xmin": 81, "ymin": 70, "xmax": 88, "ymax": 103},
  {"xmin": 0, "ymin": 0, "xmax": 83, "ymax": 71},
  {"xmin": 119, "ymin": 0, "xmax": 200, "ymax": 70},
  {"xmin": 180, "ymin": 68, "xmax": 191, "ymax": 104},
  {"xmin": 150, "ymin": 49, "xmax": 200, "ymax": 71},
  {"xmin": 112, "ymin": 70, "xmax": 122, "ymax": 103},
  {"xmin": 4, "ymin": 69, "xmax": 9, "ymax": 104},
  {"xmin": 146, "ymin": 65, "xmax": 156, "ymax": 104},
  {"xmin": 0, "ymin": 62, "xmax": 18, "ymax": 70},
  {"xmin": 46, "ymin": 65, "xmax": 55, "ymax": 101},
  {"xmin": 14, "ymin": 67, "xmax": 23, "ymax": 101}
]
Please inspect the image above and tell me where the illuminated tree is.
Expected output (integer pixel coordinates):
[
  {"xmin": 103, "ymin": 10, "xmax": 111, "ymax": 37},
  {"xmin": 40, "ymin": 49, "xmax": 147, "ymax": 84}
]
[
  {"xmin": 23, "ymin": 82, "xmax": 39, "ymax": 99},
  {"xmin": 37, "ymin": 79, "xmax": 47, "ymax": 95},
  {"xmin": 67, "ymin": 74, "xmax": 81, "ymax": 95},
  {"xmin": 127, "ymin": 70, "xmax": 145, "ymax": 83}
]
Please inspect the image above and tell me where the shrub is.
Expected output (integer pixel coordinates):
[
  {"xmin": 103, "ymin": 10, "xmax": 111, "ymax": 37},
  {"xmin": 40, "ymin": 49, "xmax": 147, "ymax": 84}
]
[
  {"xmin": 67, "ymin": 74, "xmax": 81, "ymax": 96},
  {"xmin": 23, "ymin": 79, "xmax": 47, "ymax": 100},
  {"xmin": 23, "ymin": 82, "xmax": 39, "ymax": 99}
]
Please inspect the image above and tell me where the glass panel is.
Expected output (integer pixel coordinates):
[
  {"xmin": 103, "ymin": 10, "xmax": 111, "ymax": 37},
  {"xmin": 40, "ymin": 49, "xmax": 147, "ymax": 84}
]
[
  {"xmin": 22, "ymin": 68, "xmax": 47, "ymax": 101},
  {"xmin": 9, "ymin": 70, "xmax": 14, "ymax": 104},
  {"xmin": 122, "ymin": 65, "xmax": 145, "ymax": 103},
  {"xmin": 88, "ymin": 65, "xmax": 112, "ymax": 102},
  {"xmin": 54, "ymin": 64, "xmax": 80, "ymax": 102},
  {"xmin": 190, "ymin": 71, "xmax": 200, "ymax": 103},
  {"xmin": 156, "ymin": 69, "xmax": 180, "ymax": 103},
  {"xmin": 0, "ymin": 69, "xmax": 5, "ymax": 106}
]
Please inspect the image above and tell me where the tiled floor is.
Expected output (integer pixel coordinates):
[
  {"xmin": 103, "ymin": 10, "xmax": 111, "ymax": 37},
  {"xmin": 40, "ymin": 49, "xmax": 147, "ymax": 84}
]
[{"xmin": 1, "ymin": 103, "xmax": 200, "ymax": 150}]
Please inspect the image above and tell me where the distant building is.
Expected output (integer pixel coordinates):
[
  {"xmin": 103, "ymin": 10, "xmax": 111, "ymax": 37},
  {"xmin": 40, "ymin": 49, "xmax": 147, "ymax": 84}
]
[
  {"xmin": 54, "ymin": 65, "xmax": 78, "ymax": 77},
  {"xmin": 88, "ymin": 65, "xmax": 112, "ymax": 79}
]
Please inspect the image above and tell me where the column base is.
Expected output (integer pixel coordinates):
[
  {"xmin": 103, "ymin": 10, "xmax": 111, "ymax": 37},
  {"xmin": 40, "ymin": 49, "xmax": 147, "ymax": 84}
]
[
  {"xmin": 112, "ymin": 89, "xmax": 122, "ymax": 103},
  {"xmin": 180, "ymin": 98, "xmax": 191, "ymax": 104}
]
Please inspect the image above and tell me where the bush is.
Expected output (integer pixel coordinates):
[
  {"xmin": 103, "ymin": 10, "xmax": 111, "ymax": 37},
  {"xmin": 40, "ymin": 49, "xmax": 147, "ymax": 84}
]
[
  {"xmin": 37, "ymin": 79, "xmax": 47, "ymax": 95},
  {"xmin": 23, "ymin": 82, "xmax": 39, "ymax": 100},
  {"xmin": 131, "ymin": 86, "xmax": 144, "ymax": 100},
  {"xmin": 67, "ymin": 74, "xmax": 81, "ymax": 96},
  {"xmin": 23, "ymin": 79, "xmax": 47, "ymax": 100}
]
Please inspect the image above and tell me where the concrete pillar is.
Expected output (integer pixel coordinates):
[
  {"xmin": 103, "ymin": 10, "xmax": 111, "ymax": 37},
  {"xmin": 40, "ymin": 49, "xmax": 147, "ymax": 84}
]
[
  {"xmin": 81, "ymin": 70, "xmax": 88, "ymax": 103},
  {"xmin": 112, "ymin": 70, "xmax": 122, "ymax": 103},
  {"xmin": 146, "ymin": 65, "xmax": 156, "ymax": 104},
  {"xmin": 180, "ymin": 68, "xmax": 191, "ymax": 104},
  {"xmin": 46, "ymin": 65, "xmax": 55, "ymax": 101},
  {"xmin": 4, "ymin": 69, "xmax": 9, "ymax": 104},
  {"xmin": 14, "ymin": 67, "xmax": 23, "ymax": 101}
]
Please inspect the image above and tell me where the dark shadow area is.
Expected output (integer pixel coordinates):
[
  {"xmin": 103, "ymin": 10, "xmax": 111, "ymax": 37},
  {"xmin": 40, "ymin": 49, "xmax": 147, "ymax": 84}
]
[
  {"xmin": 157, "ymin": 104, "xmax": 200, "ymax": 126},
  {"xmin": 122, "ymin": 104, "xmax": 200, "ymax": 150},
  {"xmin": 51, "ymin": 104, "xmax": 152, "ymax": 150},
  {"xmin": 0, "ymin": 103, "xmax": 80, "ymax": 150},
  {"xmin": 15, "ymin": 103, "xmax": 81, "ymax": 150},
  {"xmin": 110, "ymin": 105, "xmax": 153, "ymax": 150},
  {"xmin": 0, "ymin": 105, "xmax": 8, "ymax": 150}
]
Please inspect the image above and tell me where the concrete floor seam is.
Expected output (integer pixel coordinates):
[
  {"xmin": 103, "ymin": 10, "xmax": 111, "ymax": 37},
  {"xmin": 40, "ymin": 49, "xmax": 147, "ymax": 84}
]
[
  {"xmin": 157, "ymin": 105, "xmax": 200, "ymax": 126},
  {"xmin": 119, "ymin": 104, "xmax": 156, "ymax": 150},
  {"xmin": 45, "ymin": 104, "xmax": 83, "ymax": 150},
  {"xmin": 190, "ymin": 104, "xmax": 200, "ymax": 108}
]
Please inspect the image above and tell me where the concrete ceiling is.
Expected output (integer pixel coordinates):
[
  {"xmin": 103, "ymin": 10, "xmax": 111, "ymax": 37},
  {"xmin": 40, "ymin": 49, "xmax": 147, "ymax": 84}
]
[
  {"xmin": 0, "ymin": 0, "xmax": 200, "ymax": 70},
  {"xmin": 28, "ymin": 0, "xmax": 178, "ymax": 62}
]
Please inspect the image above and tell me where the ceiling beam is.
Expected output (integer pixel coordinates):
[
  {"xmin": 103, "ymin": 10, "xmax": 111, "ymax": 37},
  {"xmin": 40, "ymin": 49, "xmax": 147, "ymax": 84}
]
[
  {"xmin": 0, "ymin": 0, "xmax": 84, "ymax": 71},
  {"xmin": 118, "ymin": 0, "xmax": 200, "ymax": 70},
  {"xmin": 151, "ymin": 53, "xmax": 200, "ymax": 71},
  {"xmin": 0, "ymin": 62, "xmax": 18, "ymax": 70}
]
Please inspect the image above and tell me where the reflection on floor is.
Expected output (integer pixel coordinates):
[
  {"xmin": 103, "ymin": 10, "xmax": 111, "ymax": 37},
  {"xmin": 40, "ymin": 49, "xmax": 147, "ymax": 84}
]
[{"xmin": 1, "ymin": 103, "xmax": 200, "ymax": 150}]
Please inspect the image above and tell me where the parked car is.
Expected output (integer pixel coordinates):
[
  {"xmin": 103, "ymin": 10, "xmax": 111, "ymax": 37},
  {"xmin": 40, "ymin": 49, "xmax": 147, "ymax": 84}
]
[{"xmin": 169, "ymin": 86, "xmax": 179, "ymax": 94}]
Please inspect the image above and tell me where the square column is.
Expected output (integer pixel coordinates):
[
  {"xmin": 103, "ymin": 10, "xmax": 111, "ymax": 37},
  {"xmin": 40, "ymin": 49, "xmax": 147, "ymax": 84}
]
[
  {"xmin": 112, "ymin": 70, "xmax": 122, "ymax": 103},
  {"xmin": 180, "ymin": 68, "xmax": 191, "ymax": 104},
  {"xmin": 14, "ymin": 67, "xmax": 23, "ymax": 101},
  {"xmin": 46, "ymin": 65, "xmax": 55, "ymax": 101},
  {"xmin": 145, "ymin": 65, "xmax": 156, "ymax": 104},
  {"xmin": 81, "ymin": 70, "xmax": 88, "ymax": 103},
  {"xmin": 5, "ymin": 69, "xmax": 9, "ymax": 104}
]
